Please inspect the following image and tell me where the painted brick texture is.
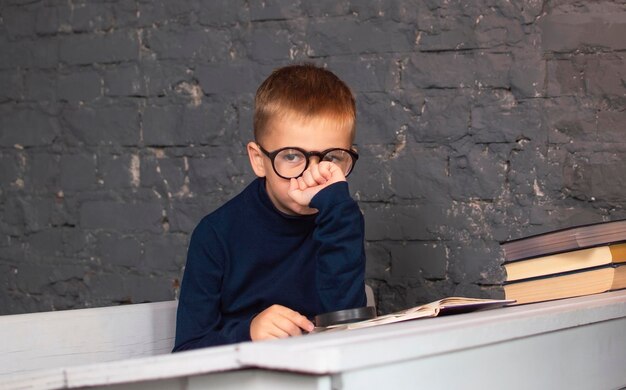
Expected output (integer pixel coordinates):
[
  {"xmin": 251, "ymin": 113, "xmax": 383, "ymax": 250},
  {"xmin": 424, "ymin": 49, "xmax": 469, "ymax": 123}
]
[{"xmin": 0, "ymin": 0, "xmax": 625, "ymax": 315}]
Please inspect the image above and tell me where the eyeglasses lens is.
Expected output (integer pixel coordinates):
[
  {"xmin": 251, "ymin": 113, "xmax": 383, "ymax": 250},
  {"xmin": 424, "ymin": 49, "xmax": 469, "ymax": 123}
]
[{"xmin": 273, "ymin": 149, "xmax": 354, "ymax": 179}]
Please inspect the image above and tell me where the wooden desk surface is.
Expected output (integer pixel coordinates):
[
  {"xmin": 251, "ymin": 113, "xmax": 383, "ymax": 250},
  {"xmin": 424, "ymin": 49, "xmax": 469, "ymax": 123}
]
[{"xmin": 3, "ymin": 290, "xmax": 626, "ymax": 390}]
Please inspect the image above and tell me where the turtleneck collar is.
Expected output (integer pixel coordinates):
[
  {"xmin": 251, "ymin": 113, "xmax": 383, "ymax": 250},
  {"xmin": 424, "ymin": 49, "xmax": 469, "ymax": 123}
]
[{"xmin": 254, "ymin": 178, "xmax": 317, "ymax": 227}]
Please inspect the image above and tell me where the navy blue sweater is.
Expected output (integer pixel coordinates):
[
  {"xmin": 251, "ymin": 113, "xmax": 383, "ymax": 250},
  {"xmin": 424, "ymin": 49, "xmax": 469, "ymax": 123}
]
[{"xmin": 173, "ymin": 178, "xmax": 366, "ymax": 351}]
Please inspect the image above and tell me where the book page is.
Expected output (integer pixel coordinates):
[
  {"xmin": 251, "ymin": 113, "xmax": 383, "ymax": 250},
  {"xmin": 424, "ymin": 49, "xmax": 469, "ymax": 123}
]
[{"xmin": 311, "ymin": 298, "xmax": 514, "ymax": 333}]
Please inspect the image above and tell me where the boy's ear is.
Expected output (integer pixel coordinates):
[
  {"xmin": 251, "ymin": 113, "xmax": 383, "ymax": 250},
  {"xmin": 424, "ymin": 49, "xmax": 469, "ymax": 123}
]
[{"xmin": 247, "ymin": 142, "xmax": 266, "ymax": 177}]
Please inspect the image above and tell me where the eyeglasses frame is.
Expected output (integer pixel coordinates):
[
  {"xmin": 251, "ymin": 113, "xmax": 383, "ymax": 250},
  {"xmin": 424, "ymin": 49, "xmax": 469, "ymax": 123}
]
[{"xmin": 256, "ymin": 143, "xmax": 359, "ymax": 180}]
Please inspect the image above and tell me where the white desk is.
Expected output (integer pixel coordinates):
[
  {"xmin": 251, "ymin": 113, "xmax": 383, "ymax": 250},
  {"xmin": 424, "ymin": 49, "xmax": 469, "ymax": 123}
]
[{"xmin": 3, "ymin": 290, "xmax": 626, "ymax": 390}]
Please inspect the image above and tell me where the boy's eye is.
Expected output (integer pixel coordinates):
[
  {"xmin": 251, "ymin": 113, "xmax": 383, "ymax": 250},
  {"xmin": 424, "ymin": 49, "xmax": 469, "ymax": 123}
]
[
  {"xmin": 323, "ymin": 151, "xmax": 346, "ymax": 163},
  {"xmin": 278, "ymin": 150, "xmax": 305, "ymax": 164}
]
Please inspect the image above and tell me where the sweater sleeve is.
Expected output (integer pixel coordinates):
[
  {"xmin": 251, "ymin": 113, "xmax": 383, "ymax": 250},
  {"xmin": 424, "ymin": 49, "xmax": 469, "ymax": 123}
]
[
  {"xmin": 172, "ymin": 220, "xmax": 252, "ymax": 352},
  {"xmin": 309, "ymin": 181, "xmax": 367, "ymax": 312}
]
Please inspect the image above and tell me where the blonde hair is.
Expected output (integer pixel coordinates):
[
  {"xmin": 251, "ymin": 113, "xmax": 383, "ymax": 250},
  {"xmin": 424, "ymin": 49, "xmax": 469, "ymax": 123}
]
[{"xmin": 254, "ymin": 63, "xmax": 356, "ymax": 142}]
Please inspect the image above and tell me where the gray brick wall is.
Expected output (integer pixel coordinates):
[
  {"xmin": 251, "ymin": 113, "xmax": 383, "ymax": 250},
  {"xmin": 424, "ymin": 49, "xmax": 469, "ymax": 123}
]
[{"xmin": 0, "ymin": 0, "xmax": 625, "ymax": 315}]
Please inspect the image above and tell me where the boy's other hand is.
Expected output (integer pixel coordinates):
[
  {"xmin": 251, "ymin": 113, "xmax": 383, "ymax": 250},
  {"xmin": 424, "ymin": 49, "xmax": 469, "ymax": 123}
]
[
  {"xmin": 288, "ymin": 161, "xmax": 346, "ymax": 207},
  {"xmin": 250, "ymin": 304, "xmax": 315, "ymax": 341}
]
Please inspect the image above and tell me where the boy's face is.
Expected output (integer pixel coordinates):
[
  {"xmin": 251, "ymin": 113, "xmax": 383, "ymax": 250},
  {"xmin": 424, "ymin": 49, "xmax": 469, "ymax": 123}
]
[{"xmin": 247, "ymin": 114, "xmax": 353, "ymax": 216}]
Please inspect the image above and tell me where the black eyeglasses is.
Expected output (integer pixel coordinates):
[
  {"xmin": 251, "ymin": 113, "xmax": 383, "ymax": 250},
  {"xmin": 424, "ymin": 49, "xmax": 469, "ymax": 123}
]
[{"xmin": 257, "ymin": 144, "xmax": 359, "ymax": 180}]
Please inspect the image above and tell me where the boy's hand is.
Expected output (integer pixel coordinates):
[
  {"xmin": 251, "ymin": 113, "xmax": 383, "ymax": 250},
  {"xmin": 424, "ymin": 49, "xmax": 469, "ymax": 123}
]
[
  {"xmin": 250, "ymin": 304, "xmax": 315, "ymax": 341},
  {"xmin": 288, "ymin": 161, "xmax": 346, "ymax": 207}
]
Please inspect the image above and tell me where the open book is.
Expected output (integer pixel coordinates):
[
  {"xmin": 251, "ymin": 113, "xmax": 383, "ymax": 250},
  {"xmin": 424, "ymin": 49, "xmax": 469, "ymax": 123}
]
[{"xmin": 311, "ymin": 297, "xmax": 515, "ymax": 333}]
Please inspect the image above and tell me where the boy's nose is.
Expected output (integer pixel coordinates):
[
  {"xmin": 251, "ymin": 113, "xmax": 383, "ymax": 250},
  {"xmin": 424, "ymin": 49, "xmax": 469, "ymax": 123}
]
[{"xmin": 308, "ymin": 156, "xmax": 321, "ymax": 166}]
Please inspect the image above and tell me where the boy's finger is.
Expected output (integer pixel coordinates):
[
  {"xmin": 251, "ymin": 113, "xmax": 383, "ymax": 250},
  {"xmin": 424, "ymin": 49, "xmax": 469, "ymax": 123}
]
[
  {"xmin": 297, "ymin": 176, "xmax": 308, "ymax": 191},
  {"xmin": 309, "ymin": 163, "xmax": 327, "ymax": 184},
  {"xmin": 289, "ymin": 178, "xmax": 299, "ymax": 193},
  {"xmin": 267, "ymin": 325, "xmax": 290, "ymax": 339},
  {"xmin": 275, "ymin": 316, "xmax": 303, "ymax": 337},
  {"xmin": 283, "ymin": 311, "xmax": 314, "ymax": 333},
  {"xmin": 318, "ymin": 162, "xmax": 332, "ymax": 180},
  {"xmin": 301, "ymin": 170, "xmax": 317, "ymax": 187},
  {"xmin": 272, "ymin": 306, "xmax": 314, "ymax": 333}
]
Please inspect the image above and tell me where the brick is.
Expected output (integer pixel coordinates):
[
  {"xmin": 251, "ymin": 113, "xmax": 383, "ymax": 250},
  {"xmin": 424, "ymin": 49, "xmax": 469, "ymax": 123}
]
[
  {"xmin": 62, "ymin": 229, "xmax": 96, "ymax": 257},
  {"xmin": 23, "ymin": 70, "xmax": 57, "ymax": 101},
  {"xmin": 197, "ymin": 63, "xmax": 268, "ymax": 94},
  {"xmin": 412, "ymin": 91, "xmax": 470, "ymax": 143},
  {"xmin": 1, "ymin": 197, "xmax": 26, "ymax": 235},
  {"xmin": 584, "ymin": 54, "xmax": 626, "ymax": 99},
  {"xmin": 2, "ymin": 5, "xmax": 38, "ymax": 38},
  {"xmin": 448, "ymin": 145, "xmax": 508, "ymax": 201},
  {"xmin": 140, "ymin": 60, "xmax": 189, "ymax": 97},
  {"xmin": 137, "ymin": 1, "xmax": 198, "ymax": 26},
  {"xmin": 196, "ymin": 0, "xmax": 246, "ymax": 25},
  {"xmin": 142, "ymin": 157, "xmax": 186, "ymax": 194},
  {"xmin": 63, "ymin": 104, "xmax": 140, "ymax": 146},
  {"xmin": 544, "ymin": 97, "xmax": 597, "ymax": 144},
  {"xmin": 470, "ymin": 91, "xmax": 543, "ymax": 143},
  {"xmin": 447, "ymin": 240, "xmax": 505, "ymax": 283},
  {"xmin": 0, "ymin": 38, "xmax": 59, "ymax": 69},
  {"xmin": 419, "ymin": 26, "xmax": 478, "ymax": 52},
  {"xmin": 96, "ymin": 232, "xmax": 142, "ymax": 267},
  {"xmin": 80, "ymin": 200, "xmax": 165, "ymax": 233},
  {"xmin": 122, "ymin": 274, "xmax": 177, "ymax": 303},
  {"xmin": 82, "ymin": 272, "xmax": 128, "ymax": 303},
  {"xmin": 324, "ymin": 56, "xmax": 398, "ymax": 93},
  {"xmin": 168, "ymin": 198, "xmax": 221, "ymax": 233},
  {"xmin": 69, "ymin": 3, "xmax": 115, "ymax": 32},
  {"xmin": 0, "ymin": 70, "xmax": 23, "ymax": 101},
  {"xmin": 187, "ymin": 153, "xmax": 247, "ymax": 195},
  {"xmin": 59, "ymin": 31, "xmax": 139, "ymax": 65},
  {"xmin": 142, "ymin": 104, "xmax": 183, "ymax": 146},
  {"xmin": 563, "ymin": 157, "xmax": 626, "ymax": 203},
  {"xmin": 597, "ymin": 110, "xmax": 626, "ymax": 142},
  {"xmin": 149, "ymin": 158, "xmax": 185, "ymax": 195},
  {"xmin": 59, "ymin": 153, "xmax": 96, "ymax": 192},
  {"xmin": 22, "ymin": 197, "xmax": 61, "ymax": 233},
  {"xmin": 361, "ymin": 203, "xmax": 444, "ymax": 241},
  {"xmin": 402, "ymin": 52, "xmax": 512, "ymax": 89},
  {"xmin": 0, "ymin": 152, "xmax": 20, "ymax": 189},
  {"xmin": 141, "ymin": 233, "xmax": 187, "ymax": 272},
  {"xmin": 306, "ymin": 17, "xmax": 415, "ymax": 56},
  {"xmin": 179, "ymin": 101, "xmax": 239, "ymax": 145},
  {"xmin": 57, "ymin": 70, "xmax": 102, "ymax": 102},
  {"xmin": 474, "ymin": 13, "xmax": 525, "ymax": 49},
  {"xmin": 509, "ymin": 46, "xmax": 546, "ymax": 98},
  {"xmin": 108, "ymin": 2, "xmax": 138, "ymax": 29},
  {"xmin": 301, "ymin": 0, "xmax": 349, "ymax": 17},
  {"xmin": 249, "ymin": 0, "xmax": 302, "ymax": 21},
  {"xmin": 144, "ymin": 27, "xmax": 231, "ymax": 61},
  {"xmin": 99, "ymin": 154, "xmax": 136, "ymax": 189},
  {"xmin": 143, "ymin": 100, "xmax": 238, "ymax": 147},
  {"xmin": 35, "ymin": 5, "xmax": 60, "ymax": 35},
  {"xmin": 103, "ymin": 64, "xmax": 144, "ymax": 97},
  {"xmin": 545, "ymin": 59, "xmax": 585, "ymax": 97},
  {"xmin": 243, "ymin": 23, "xmax": 296, "ymax": 64},
  {"xmin": 27, "ymin": 229, "xmax": 65, "ymax": 258},
  {"xmin": 388, "ymin": 241, "xmax": 447, "ymax": 280},
  {"xmin": 540, "ymin": 12, "xmax": 626, "ymax": 52},
  {"xmin": 84, "ymin": 272, "xmax": 175, "ymax": 304},
  {"xmin": 364, "ymin": 241, "xmax": 390, "ymax": 280},
  {"xmin": 357, "ymin": 92, "xmax": 416, "ymax": 144},
  {"xmin": 22, "ymin": 152, "xmax": 59, "ymax": 193},
  {"xmin": 349, "ymin": 147, "xmax": 394, "ymax": 202},
  {"xmin": 388, "ymin": 145, "xmax": 449, "ymax": 201}
]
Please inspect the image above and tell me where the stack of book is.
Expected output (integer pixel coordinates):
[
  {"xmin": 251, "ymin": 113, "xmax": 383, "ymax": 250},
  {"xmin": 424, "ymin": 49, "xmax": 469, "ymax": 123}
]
[{"xmin": 501, "ymin": 219, "xmax": 626, "ymax": 304}]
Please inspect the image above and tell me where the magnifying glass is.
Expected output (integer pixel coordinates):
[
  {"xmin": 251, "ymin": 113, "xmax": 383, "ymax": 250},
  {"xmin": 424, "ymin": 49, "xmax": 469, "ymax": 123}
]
[{"xmin": 314, "ymin": 306, "xmax": 377, "ymax": 327}]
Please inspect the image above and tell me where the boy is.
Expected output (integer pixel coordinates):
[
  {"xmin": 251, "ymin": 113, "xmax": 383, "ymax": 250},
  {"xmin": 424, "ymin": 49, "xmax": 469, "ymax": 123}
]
[{"xmin": 173, "ymin": 63, "xmax": 366, "ymax": 351}]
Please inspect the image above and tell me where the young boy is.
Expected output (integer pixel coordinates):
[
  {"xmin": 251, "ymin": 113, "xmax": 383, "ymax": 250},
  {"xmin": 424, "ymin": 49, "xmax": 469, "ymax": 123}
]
[{"xmin": 173, "ymin": 63, "xmax": 366, "ymax": 351}]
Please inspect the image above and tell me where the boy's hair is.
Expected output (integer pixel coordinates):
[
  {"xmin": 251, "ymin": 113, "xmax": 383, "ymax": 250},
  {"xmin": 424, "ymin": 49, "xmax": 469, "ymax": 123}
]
[{"xmin": 254, "ymin": 63, "xmax": 356, "ymax": 143}]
